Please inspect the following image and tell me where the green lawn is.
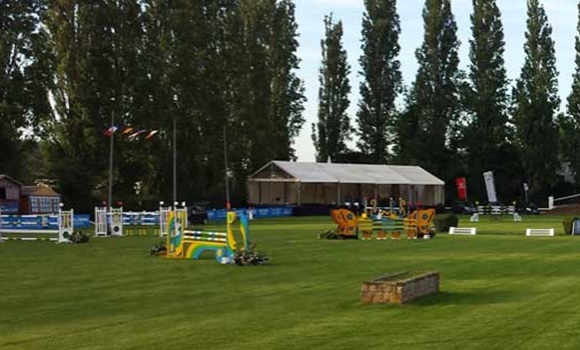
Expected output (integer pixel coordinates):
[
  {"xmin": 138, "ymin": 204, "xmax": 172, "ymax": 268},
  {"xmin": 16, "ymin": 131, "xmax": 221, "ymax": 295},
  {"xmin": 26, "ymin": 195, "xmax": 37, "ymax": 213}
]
[{"xmin": 1, "ymin": 215, "xmax": 580, "ymax": 349}]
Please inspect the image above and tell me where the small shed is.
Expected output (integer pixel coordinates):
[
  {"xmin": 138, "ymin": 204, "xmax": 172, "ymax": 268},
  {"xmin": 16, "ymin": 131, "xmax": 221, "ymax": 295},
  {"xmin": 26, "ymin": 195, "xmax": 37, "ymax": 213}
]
[
  {"xmin": 20, "ymin": 186, "xmax": 62, "ymax": 214},
  {"xmin": 0, "ymin": 175, "xmax": 22, "ymax": 214},
  {"xmin": 247, "ymin": 161, "xmax": 445, "ymax": 206}
]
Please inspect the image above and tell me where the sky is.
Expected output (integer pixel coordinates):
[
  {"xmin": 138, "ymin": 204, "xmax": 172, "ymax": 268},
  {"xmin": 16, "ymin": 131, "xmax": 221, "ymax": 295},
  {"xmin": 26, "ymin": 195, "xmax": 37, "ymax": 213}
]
[{"xmin": 292, "ymin": 0, "xmax": 578, "ymax": 162}]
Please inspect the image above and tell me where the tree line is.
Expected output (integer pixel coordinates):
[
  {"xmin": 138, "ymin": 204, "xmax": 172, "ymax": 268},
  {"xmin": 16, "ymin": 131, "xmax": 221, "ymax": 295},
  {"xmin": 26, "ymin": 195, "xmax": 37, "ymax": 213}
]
[
  {"xmin": 315, "ymin": 0, "xmax": 580, "ymax": 204},
  {"xmin": 1, "ymin": 0, "xmax": 304, "ymax": 212},
  {"xmin": 1, "ymin": 0, "xmax": 580, "ymax": 211}
]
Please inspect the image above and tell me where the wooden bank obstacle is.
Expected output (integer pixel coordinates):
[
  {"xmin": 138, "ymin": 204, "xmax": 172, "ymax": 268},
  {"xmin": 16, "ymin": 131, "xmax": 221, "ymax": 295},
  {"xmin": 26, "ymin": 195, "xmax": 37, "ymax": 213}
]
[
  {"xmin": 361, "ymin": 271, "xmax": 440, "ymax": 304},
  {"xmin": 165, "ymin": 210, "xmax": 249, "ymax": 263},
  {"xmin": 0, "ymin": 207, "xmax": 74, "ymax": 243},
  {"xmin": 322, "ymin": 198, "xmax": 435, "ymax": 240}
]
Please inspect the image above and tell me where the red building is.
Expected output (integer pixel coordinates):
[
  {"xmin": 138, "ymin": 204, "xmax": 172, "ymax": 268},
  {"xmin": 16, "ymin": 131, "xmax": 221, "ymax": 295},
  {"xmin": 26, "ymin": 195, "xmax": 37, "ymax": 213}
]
[{"xmin": 0, "ymin": 175, "xmax": 22, "ymax": 214}]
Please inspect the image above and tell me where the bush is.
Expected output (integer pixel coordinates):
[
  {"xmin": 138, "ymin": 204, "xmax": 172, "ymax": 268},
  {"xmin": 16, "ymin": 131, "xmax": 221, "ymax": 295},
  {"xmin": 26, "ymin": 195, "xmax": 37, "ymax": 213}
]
[
  {"xmin": 433, "ymin": 214, "xmax": 459, "ymax": 233},
  {"xmin": 69, "ymin": 232, "xmax": 90, "ymax": 243},
  {"xmin": 233, "ymin": 244, "xmax": 269, "ymax": 266},
  {"xmin": 562, "ymin": 217, "xmax": 580, "ymax": 235},
  {"xmin": 150, "ymin": 242, "xmax": 167, "ymax": 256}
]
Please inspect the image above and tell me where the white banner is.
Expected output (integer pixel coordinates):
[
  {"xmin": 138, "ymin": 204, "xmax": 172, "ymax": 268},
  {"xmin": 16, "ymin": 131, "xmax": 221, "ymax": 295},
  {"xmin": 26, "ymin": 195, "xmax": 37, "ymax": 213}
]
[{"xmin": 483, "ymin": 171, "xmax": 497, "ymax": 203}]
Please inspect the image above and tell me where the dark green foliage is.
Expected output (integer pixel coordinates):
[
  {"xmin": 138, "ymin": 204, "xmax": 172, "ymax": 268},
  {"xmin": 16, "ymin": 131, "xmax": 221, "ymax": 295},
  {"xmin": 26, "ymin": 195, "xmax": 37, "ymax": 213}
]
[
  {"xmin": 396, "ymin": 0, "xmax": 461, "ymax": 181},
  {"xmin": 463, "ymin": 0, "xmax": 513, "ymax": 200},
  {"xmin": 233, "ymin": 244, "xmax": 270, "ymax": 266},
  {"xmin": 433, "ymin": 214, "xmax": 459, "ymax": 233},
  {"xmin": 312, "ymin": 15, "xmax": 352, "ymax": 163},
  {"xmin": 34, "ymin": 0, "xmax": 305, "ymax": 210},
  {"xmin": 318, "ymin": 229, "xmax": 340, "ymax": 239},
  {"xmin": 512, "ymin": 0, "xmax": 560, "ymax": 200},
  {"xmin": 150, "ymin": 241, "xmax": 167, "ymax": 256},
  {"xmin": 356, "ymin": 0, "xmax": 402, "ymax": 164},
  {"xmin": 562, "ymin": 217, "xmax": 579, "ymax": 235},
  {"xmin": 564, "ymin": 2, "xmax": 580, "ymax": 186},
  {"xmin": 69, "ymin": 232, "xmax": 90, "ymax": 243},
  {"xmin": 0, "ymin": 0, "xmax": 52, "ymax": 181}
]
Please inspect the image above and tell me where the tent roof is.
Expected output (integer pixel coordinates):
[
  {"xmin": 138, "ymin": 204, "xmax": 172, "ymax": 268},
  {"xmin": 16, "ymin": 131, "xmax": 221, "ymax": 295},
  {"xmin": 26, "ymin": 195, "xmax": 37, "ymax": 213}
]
[{"xmin": 249, "ymin": 161, "xmax": 444, "ymax": 185}]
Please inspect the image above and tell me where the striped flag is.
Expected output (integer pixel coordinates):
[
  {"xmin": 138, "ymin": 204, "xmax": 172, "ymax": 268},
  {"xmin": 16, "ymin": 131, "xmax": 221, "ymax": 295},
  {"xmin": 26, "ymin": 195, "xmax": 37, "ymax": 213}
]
[
  {"xmin": 145, "ymin": 130, "xmax": 159, "ymax": 139},
  {"xmin": 127, "ymin": 129, "xmax": 147, "ymax": 140},
  {"xmin": 121, "ymin": 127, "xmax": 134, "ymax": 135},
  {"xmin": 104, "ymin": 126, "xmax": 118, "ymax": 137}
]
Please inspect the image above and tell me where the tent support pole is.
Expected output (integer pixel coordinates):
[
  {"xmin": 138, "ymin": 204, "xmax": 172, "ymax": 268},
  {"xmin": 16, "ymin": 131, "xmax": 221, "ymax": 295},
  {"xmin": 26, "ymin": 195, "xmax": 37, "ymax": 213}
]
[{"xmin": 297, "ymin": 182, "xmax": 301, "ymax": 206}]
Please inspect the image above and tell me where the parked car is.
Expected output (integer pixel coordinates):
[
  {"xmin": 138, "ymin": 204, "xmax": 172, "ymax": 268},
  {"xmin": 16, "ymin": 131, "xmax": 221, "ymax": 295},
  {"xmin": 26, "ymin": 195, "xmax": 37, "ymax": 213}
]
[
  {"xmin": 517, "ymin": 202, "xmax": 540, "ymax": 215},
  {"xmin": 452, "ymin": 200, "xmax": 477, "ymax": 214},
  {"xmin": 188, "ymin": 205, "xmax": 208, "ymax": 225}
]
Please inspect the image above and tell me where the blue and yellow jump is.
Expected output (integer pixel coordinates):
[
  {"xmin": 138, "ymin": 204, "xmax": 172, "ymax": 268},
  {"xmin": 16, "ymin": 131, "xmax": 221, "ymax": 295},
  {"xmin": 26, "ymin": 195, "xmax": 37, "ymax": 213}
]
[{"xmin": 165, "ymin": 210, "xmax": 250, "ymax": 262}]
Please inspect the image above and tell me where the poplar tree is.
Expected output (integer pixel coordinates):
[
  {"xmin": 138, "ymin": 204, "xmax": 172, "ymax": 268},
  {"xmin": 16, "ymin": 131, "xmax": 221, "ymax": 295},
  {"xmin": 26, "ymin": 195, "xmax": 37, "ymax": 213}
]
[
  {"xmin": 398, "ymin": 0, "xmax": 461, "ymax": 179},
  {"xmin": 464, "ymin": 0, "xmax": 510, "ymax": 197},
  {"xmin": 512, "ymin": 0, "xmax": 559, "ymax": 198},
  {"xmin": 564, "ymin": 2, "xmax": 580, "ymax": 185},
  {"xmin": 312, "ymin": 15, "xmax": 352, "ymax": 163},
  {"xmin": 45, "ymin": 0, "xmax": 145, "ymax": 211},
  {"xmin": 356, "ymin": 0, "xmax": 402, "ymax": 164}
]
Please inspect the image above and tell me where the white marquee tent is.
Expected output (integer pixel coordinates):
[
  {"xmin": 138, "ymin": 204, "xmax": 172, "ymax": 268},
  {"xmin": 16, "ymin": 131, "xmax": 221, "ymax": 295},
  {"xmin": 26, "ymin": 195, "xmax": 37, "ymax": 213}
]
[{"xmin": 247, "ymin": 161, "xmax": 445, "ymax": 206}]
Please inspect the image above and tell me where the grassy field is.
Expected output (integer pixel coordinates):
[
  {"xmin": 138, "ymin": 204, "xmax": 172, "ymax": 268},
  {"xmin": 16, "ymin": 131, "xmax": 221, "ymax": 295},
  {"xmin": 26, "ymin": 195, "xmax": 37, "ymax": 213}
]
[{"xmin": 1, "ymin": 214, "xmax": 580, "ymax": 349}]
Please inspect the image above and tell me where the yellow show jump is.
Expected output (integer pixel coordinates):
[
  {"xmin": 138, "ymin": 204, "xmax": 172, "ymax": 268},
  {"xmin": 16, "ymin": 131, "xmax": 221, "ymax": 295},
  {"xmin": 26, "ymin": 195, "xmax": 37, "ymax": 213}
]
[{"xmin": 327, "ymin": 198, "xmax": 435, "ymax": 240}]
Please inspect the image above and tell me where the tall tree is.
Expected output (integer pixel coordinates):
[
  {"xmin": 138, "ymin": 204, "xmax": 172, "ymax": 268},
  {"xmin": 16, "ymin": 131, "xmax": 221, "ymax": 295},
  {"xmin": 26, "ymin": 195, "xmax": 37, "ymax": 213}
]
[
  {"xmin": 463, "ymin": 0, "xmax": 510, "ymax": 199},
  {"xmin": 397, "ymin": 0, "xmax": 461, "ymax": 180},
  {"xmin": 564, "ymin": 2, "xmax": 580, "ymax": 186},
  {"xmin": 45, "ymin": 0, "xmax": 145, "ymax": 211},
  {"xmin": 356, "ymin": 0, "xmax": 402, "ymax": 164},
  {"xmin": 512, "ymin": 0, "xmax": 559, "ymax": 199},
  {"xmin": 0, "ymin": 0, "xmax": 52, "ymax": 180},
  {"xmin": 312, "ymin": 15, "xmax": 352, "ymax": 163},
  {"xmin": 268, "ymin": 0, "xmax": 306, "ymax": 161},
  {"xmin": 223, "ymin": 0, "xmax": 305, "ymax": 202}
]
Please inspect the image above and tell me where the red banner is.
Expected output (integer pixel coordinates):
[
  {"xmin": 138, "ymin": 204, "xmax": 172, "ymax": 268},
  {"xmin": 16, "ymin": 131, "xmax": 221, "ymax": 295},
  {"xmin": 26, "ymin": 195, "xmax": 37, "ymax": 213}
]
[{"xmin": 455, "ymin": 177, "xmax": 467, "ymax": 201}]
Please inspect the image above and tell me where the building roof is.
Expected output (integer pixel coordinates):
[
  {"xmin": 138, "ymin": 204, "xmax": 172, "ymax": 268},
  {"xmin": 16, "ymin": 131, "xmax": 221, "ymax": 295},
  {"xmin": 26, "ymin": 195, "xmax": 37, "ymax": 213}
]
[
  {"xmin": 0, "ymin": 175, "xmax": 23, "ymax": 186},
  {"xmin": 21, "ymin": 186, "xmax": 61, "ymax": 197},
  {"xmin": 249, "ymin": 161, "xmax": 444, "ymax": 186}
]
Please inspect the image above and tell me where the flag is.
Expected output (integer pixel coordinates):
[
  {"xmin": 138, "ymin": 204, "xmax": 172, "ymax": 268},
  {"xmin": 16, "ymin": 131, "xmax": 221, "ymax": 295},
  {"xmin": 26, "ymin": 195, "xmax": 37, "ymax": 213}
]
[
  {"xmin": 455, "ymin": 177, "xmax": 467, "ymax": 201},
  {"xmin": 104, "ymin": 126, "xmax": 118, "ymax": 137},
  {"xmin": 127, "ymin": 129, "xmax": 147, "ymax": 140},
  {"xmin": 121, "ymin": 127, "xmax": 134, "ymax": 135},
  {"xmin": 145, "ymin": 130, "xmax": 159, "ymax": 139},
  {"xmin": 483, "ymin": 171, "xmax": 497, "ymax": 203}
]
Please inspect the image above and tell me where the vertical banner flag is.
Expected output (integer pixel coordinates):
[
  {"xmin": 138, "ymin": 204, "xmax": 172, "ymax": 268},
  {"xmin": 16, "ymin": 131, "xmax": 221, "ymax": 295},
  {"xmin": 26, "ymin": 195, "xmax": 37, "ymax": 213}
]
[
  {"xmin": 483, "ymin": 171, "xmax": 498, "ymax": 203},
  {"xmin": 455, "ymin": 177, "xmax": 467, "ymax": 201}
]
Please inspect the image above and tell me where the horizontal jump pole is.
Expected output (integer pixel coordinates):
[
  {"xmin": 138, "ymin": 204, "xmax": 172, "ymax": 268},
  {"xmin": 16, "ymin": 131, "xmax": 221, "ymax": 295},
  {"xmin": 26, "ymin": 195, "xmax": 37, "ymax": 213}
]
[
  {"xmin": 183, "ymin": 236, "xmax": 227, "ymax": 243},
  {"xmin": 0, "ymin": 229, "xmax": 59, "ymax": 234},
  {"xmin": 183, "ymin": 230, "xmax": 226, "ymax": 236},
  {"xmin": 1, "ymin": 237, "xmax": 58, "ymax": 241}
]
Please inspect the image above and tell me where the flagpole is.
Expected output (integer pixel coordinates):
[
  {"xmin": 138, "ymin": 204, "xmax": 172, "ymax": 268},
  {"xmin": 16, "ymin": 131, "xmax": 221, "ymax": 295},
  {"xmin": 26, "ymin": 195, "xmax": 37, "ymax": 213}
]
[
  {"xmin": 108, "ymin": 97, "xmax": 115, "ymax": 212},
  {"xmin": 173, "ymin": 95, "xmax": 178, "ymax": 241},
  {"xmin": 223, "ymin": 125, "xmax": 230, "ymax": 210}
]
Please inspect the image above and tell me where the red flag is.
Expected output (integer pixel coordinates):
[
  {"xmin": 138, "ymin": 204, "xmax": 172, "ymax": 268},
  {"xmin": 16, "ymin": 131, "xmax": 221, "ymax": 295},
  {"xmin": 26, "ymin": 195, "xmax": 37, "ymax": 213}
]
[
  {"xmin": 455, "ymin": 177, "xmax": 467, "ymax": 201},
  {"xmin": 104, "ymin": 126, "xmax": 118, "ymax": 137}
]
